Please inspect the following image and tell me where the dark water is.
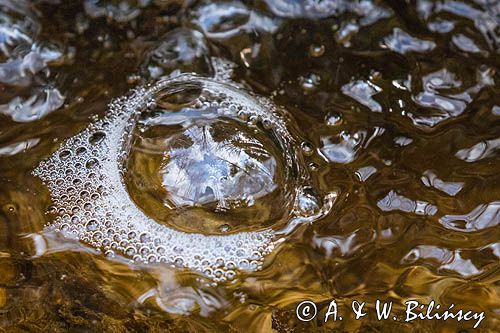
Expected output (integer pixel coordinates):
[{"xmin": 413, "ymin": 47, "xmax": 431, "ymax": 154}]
[{"xmin": 0, "ymin": 0, "xmax": 499, "ymax": 332}]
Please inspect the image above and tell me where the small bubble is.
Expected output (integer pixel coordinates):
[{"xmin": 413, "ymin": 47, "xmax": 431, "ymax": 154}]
[
  {"xmin": 86, "ymin": 220, "xmax": 98, "ymax": 231},
  {"xmin": 174, "ymin": 257, "xmax": 184, "ymax": 266},
  {"xmin": 125, "ymin": 247, "xmax": 136, "ymax": 256},
  {"xmin": 301, "ymin": 142, "xmax": 314, "ymax": 156},
  {"xmin": 299, "ymin": 73, "xmax": 321, "ymax": 94},
  {"xmin": 219, "ymin": 224, "xmax": 231, "ymax": 233},
  {"xmin": 59, "ymin": 150, "xmax": 71, "ymax": 160},
  {"xmin": 248, "ymin": 115, "xmax": 259, "ymax": 125},
  {"xmin": 140, "ymin": 233, "xmax": 151, "ymax": 243},
  {"xmin": 89, "ymin": 131, "xmax": 106, "ymax": 145},
  {"xmin": 309, "ymin": 44, "xmax": 325, "ymax": 57},
  {"xmin": 93, "ymin": 231, "xmax": 103, "ymax": 241},
  {"xmin": 225, "ymin": 270, "xmax": 236, "ymax": 279},
  {"xmin": 237, "ymin": 109, "xmax": 249, "ymax": 120},
  {"xmin": 85, "ymin": 158, "xmax": 99, "ymax": 169},
  {"xmin": 76, "ymin": 147, "xmax": 87, "ymax": 155},
  {"xmin": 326, "ymin": 113, "xmax": 342, "ymax": 126},
  {"xmin": 261, "ymin": 118, "xmax": 273, "ymax": 130}
]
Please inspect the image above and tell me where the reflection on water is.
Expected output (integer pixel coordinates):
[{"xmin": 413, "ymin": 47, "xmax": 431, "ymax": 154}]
[{"xmin": 0, "ymin": 0, "xmax": 499, "ymax": 331}]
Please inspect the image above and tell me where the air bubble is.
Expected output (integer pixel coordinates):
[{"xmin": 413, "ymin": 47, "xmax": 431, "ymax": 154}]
[
  {"xmin": 326, "ymin": 113, "xmax": 343, "ymax": 126},
  {"xmin": 299, "ymin": 73, "xmax": 321, "ymax": 94},
  {"xmin": 139, "ymin": 233, "xmax": 151, "ymax": 243},
  {"xmin": 32, "ymin": 74, "xmax": 334, "ymax": 279},
  {"xmin": 86, "ymin": 220, "xmax": 98, "ymax": 231},
  {"xmin": 125, "ymin": 246, "xmax": 136, "ymax": 256},
  {"xmin": 225, "ymin": 270, "xmax": 236, "ymax": 279},
  {"xmin": 93, "ymin": 231, "xmax": 103, "ymax": 242},
  {"xmin": 301, "ymin": 142, "xmax": 314, "ymax": 156},
  {"xmin": 309, "ymin": 44, "xmax": 325, "ymax": 57},
  {"xmin": 59, "ymin": 150, "xmax": 71, "ymax": 160},
  {"xmin": 89, "ymin": 131, "xmax": 106, "ymax": 145},
  {"xmin": 219, "ymin": 224, "xmax": 231, "ymax": 233},
  {"xmin": 174, "ymin": 257, "xmax": 184, "ymax": 266}
]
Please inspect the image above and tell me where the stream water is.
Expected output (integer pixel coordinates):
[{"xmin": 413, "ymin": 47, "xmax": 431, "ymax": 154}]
[{"xmin": 0, "ymin": 0, "xmax": 499, "ymax": 332}]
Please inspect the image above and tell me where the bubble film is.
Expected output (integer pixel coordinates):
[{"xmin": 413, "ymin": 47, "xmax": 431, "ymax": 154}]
[{"xmin": 33, "ymin": 74, "xmax": 331, "ymax": 280}]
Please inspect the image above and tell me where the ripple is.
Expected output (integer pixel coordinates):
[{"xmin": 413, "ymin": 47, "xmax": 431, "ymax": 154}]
[
  {"xmin": 320, "ymin": 127, "xmax": 385, "ymax": 164},
  {"xmin": 383, "ymin": 28, "xmax": 436, "ymax": 55},
  {"xmin": 403, "ymin": 245, "xmax": 481, "ymax": 277},
  {"xmin": 355, "ymin": 165, "xmax": 377, "ymax": 182},
  {"xmin": 407, "ymin": 67, "xmax": 494, "ymax": 129},
  {"xmin": 334, "ymin": 22, "xmax": 359, "ymax": 47},
  {"xmin": 455, "ymin": 137, "xmax": 500, "ymax": 162},
  {"xmin": 0, "ymin": 138, "xmax": 40, "ymax": 157},
  {"xmin": 440, "ymin": 202, "xmax": 500, "ymax": 233},
  {"xmin": 341, "ymin": 79, "xmax": 382, "ymax": 112},
  {"xmin": 452, "ymin": 33, "xmax": 485, "ymax": 55},
  {"xmin": 193, "ymin": 1, "xmax": 280, "ymax": 40},
  {"xmin": 377, "ymin": 190, "xmax": 437, "ymax": 216},
  {"xmin": 312, "ymin": 232, "xmax": 372, "ymax": 258},
  {"xmin": 0, "ymin": 1, "xmax": 66, "ymax": 122},
  {"xmin": 0, "ymin": 1, "xmax": 39, "ymax": 58},
  {"xmin": 83, "ymin": 0, "xmax": 151, "ymax": 23},
  {"xmin": 437, "ymin": 0, "xmax": 499, "ymax": 51},
  {"xmin": 142, "ymin": 28, "xmax": 213, "ymax": 79},
  {"xmin": 0, "ymin": 87, "xmax": 65, "ymax": 122},
  {"xmin": 421, "ymin": 170, "xmax": 464, "ymax": 196},
  {"xmin": 262, "ymin": 0, "xmax": 346, "ymax": 19},
  {"xmin": 33, "ymin": 74, "xmax": 334, "ymax": 279},
  {"xmin": 0, "ymin": 51, "xmax": 46, "ymax": 86},
  {"xmin": 394, "ymin": 136, "xmax": 413, "ymax": 147},
  {"xmin": 428, "ymin": 19, "xmax": 455, "ymax": 33}
]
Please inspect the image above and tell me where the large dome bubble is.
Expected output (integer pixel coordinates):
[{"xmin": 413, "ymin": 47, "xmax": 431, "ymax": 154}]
[{"xmin": 33, "ymin": 73, "xmax": 334, "ymax": 280}]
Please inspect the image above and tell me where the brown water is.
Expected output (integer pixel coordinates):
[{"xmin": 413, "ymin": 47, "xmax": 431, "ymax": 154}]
[{"xmin": 0, "ymin": 0, "xmax": 499, "ymax": 332}]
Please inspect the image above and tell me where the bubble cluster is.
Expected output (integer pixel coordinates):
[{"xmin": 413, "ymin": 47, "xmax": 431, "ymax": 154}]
[{"xmin": 33, "ymin": 74, "xmax": 333, "ymax": 279}]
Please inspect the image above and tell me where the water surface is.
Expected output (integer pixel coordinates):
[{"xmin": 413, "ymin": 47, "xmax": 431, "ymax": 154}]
[{"xmin": 0, "ymin": 0, "xmax": 499, "ymax": 331}]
